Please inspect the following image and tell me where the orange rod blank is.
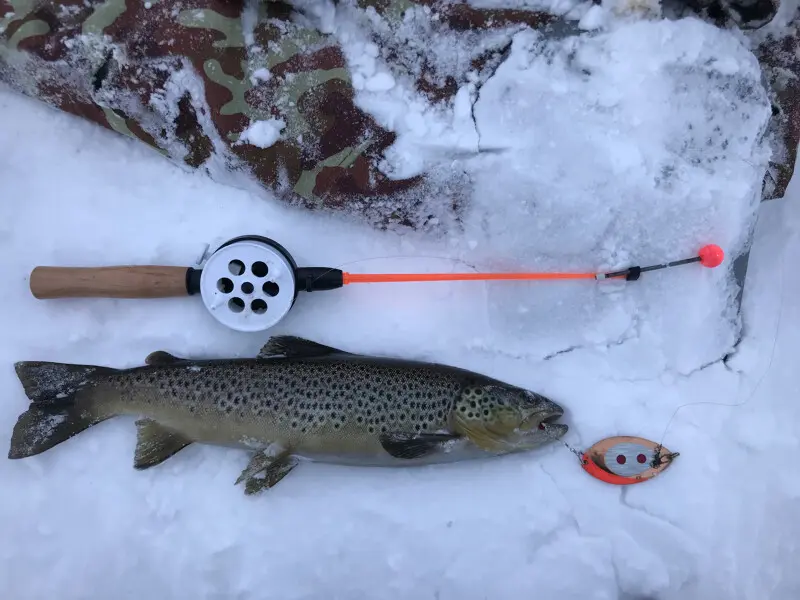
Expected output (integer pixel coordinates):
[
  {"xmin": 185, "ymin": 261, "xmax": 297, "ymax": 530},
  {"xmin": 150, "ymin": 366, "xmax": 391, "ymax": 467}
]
[{"xmin": 341, "ymin": 271, "xmax": 613, "ymax": 284}]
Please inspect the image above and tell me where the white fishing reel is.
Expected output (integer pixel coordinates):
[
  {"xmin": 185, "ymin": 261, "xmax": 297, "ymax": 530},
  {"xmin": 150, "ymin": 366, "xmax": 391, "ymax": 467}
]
[
  {"xmin": 28, "ymin": 235, "xmax": 346, "ymax": 333},
  {"xmin": 196, "ymin": 236, "xmax": 298, "ymax": 332}
]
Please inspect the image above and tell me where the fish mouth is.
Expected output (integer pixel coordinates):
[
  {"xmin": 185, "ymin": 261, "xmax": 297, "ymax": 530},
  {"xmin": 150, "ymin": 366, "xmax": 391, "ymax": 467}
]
[
  {"xmin": 533, "ymin": 399, "xmax": 564, "ymax": 426},
  {"xmin": 527, "ymin": 401, "xmax": 568, "ymax": 438}
]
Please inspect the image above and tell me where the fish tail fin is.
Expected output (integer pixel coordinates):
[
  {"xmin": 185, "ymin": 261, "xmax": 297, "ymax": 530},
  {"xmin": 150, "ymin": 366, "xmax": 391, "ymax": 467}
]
[{"xmin": 8, "ymin": 361, "xmax": 117, "ymax": 459}]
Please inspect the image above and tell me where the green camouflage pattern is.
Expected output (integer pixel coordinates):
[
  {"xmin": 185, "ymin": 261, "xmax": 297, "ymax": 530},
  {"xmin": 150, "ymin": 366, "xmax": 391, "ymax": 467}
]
[
  {"xmin": 0, "ymin": 0, "xmax": 797, "ymax": 229},
  {"xmin": 0, "ymin": 0, "xmax": 559, "ymax": 229}
]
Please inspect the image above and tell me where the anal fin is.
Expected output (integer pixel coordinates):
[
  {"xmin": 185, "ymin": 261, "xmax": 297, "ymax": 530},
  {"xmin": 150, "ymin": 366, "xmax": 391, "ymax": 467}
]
[
  {"xmin": 236, "ymin": 449, "xmax": 298, "ymax": 495},
  {"xmin": 134, "ymin": 419, "xmax": 193, "ymax": 469},
  {"xmin": 379, "ymin": 432, "xmax": 461, "ymax": 459}
]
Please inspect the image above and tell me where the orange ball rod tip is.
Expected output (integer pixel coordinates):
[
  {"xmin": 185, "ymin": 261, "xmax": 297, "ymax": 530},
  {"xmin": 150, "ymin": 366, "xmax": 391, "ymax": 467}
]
[{"xmin": 698, "ymin": 244, "xmax": 724, "ymax": 268}]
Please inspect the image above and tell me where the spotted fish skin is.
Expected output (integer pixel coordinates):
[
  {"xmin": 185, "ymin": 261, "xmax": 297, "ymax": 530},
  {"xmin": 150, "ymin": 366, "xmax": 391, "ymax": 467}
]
[
  {"xmin": 8, "ymin": 336, "xmax": 568, "ymax": 494},
  {"xmin": 108, "ymin": 357, "xmax": 466, "ymax": 457}
]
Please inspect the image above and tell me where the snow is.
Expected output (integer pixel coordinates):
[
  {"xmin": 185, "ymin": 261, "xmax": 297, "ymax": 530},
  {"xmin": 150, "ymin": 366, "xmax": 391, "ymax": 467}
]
[
  {"xmin": 1, "ymin": 10, "xmax": 800, "ymax": 600},
  {"xmin": 236, "ymin": 118, "xmax": 286, "ymax": 149},
  {"xmin": 249, "ymin": 68, "xmax": 271, "ymax": 85}
]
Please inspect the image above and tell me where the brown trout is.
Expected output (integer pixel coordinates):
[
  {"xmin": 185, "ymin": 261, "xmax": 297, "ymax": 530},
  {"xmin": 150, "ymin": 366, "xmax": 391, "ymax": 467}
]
[{"xmin": 8, "ymin": 336, "xmax": 568, "ymax": 494}]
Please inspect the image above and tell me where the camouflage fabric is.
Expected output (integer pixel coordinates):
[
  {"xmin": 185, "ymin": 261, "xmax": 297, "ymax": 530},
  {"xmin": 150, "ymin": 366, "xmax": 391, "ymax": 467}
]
[
  {"xmin": 753, "ymin": 22, "xmax": 800, "ymax": 200},
  {"xmin": 0, "ymin": 0, "xmax": 559, "ymax": 229},
  {"xmin": 0, "ymin": 0, "xmax": 797, "ymax": 230}
]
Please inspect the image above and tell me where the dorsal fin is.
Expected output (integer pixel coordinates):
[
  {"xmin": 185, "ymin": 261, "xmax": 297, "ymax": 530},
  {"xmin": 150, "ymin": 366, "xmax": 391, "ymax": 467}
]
[
  {"xmin": 257, "ymin": 336, "xmax": 353, "ymax": 359},
  {"xmin": 145, "ymin": 351, "xmax": 184, "ymax": 366}
]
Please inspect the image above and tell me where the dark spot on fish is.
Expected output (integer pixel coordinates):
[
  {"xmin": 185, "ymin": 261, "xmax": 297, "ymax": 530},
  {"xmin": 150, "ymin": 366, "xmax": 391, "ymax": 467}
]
[
  {"xmin": 189, "ymin": 406, "xmax": 196, "ymax": 413},
  {"xmin": 381, "ymin": 425, "xmax": 387, "ymax": 433},
  {"xmin": 415, "ymin": 424, "xmax": 422, "ymax": 431},
  {"xmin": 300, "ymin": 403, "xmax": 306, "ymax": 409},
  {"xmin": 233, "ymin": 397, "xmax": 240, "ymax": 405},
  {"xmin": 227, "ymin": 392, "xmax": 234, "ymax": 401},
  {"xmin": 357, "ymin": 416, "xmax": 363, "ymax": 423},
  {"xmin": 468, "ymin": 412, "xmax": 474, "ymax": 418},
  {"xmin": 334, "ymin": 423, "xmax": 340, "ymax": 429},
  {"xmin": 367, "ymin": 410, "xmax": 372, "ymax": 416},
  {"xmin": 287, "ymin": 399, "xmax": 293, "ymax": 406},
  {"xmin": 347, "ymin": 403, "xmax": 353, "ymax": 410},
  {"xmin": 357, "ymin": 399, "xmax": 364, "ymax": 407},
  {"xmin": 292, "ymin": 421, "xmax": 297, "ymax": 428},
  {"xmin": 460, "ymin": 406, "xmax": 467, "ymax": 413},
  {"xmin": 483, "ymin": 409, "xmax": 490, "ymax": 416},
  {"xmin": 226, "ymin": 406, "xmax": 233, "ymax": 414},
  {"xmin": 368, "ymin": 426, "xmax": 375, "ymax": 433},
  {"xmin": 325, "ymin": 403, "xmax": 331, "ymax": 410}
]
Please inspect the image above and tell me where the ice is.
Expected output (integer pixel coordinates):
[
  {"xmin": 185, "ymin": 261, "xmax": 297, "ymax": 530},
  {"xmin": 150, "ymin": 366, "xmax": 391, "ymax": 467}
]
[
  {"xmin": 460, "ymin": 18, "xmax": 772, "ymax": 372},
  {"xmin": 2, "ymin": 8, "xmax": 800, "ymax": 600}
]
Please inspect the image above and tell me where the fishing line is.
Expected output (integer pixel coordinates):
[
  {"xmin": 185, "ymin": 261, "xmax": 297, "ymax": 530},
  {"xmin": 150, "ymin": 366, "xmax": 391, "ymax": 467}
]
[
  {"xmin": 328, "ymin": 253, "xmax": 481, "ymax": 275},
  {"xmin": 303, "ymin": 253, "xmax": 482, "ymax": 286},
  {"xmin": 539, "ymin": 240, "xmax": 787, "ymax": 475},
  {"xmin": 654, "ymin": 240, "xmax": 787, "ymax": 450}
]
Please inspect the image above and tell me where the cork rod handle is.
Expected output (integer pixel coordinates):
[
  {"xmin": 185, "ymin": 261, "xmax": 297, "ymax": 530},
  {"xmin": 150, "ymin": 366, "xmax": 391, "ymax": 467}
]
[{"xmin": 29, "ymin": 266, "xmax": 193, "ymax": 299}]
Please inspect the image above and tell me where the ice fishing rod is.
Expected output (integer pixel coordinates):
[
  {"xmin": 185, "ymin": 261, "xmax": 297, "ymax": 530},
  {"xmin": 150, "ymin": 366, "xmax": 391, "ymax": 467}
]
[{"xmin": 27, "ymin": 235, "xmax": 725, "ymax": 333}]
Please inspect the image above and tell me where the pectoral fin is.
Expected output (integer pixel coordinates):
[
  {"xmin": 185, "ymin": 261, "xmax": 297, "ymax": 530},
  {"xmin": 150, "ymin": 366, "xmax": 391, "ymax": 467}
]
[
  {"xmin": 134, "ymin": 419, "xmax": 193, "ymax": 469},
  {"xmin": 452, "ymin": 414, "xmax": 515, "ymax": 453},
  {"xmin": 379, "ymin": 432, "xmax": 461, "ymax": 459},
  {"xmin": 236, "ymin": 450, "xmax": 298, "ymax": 495}
]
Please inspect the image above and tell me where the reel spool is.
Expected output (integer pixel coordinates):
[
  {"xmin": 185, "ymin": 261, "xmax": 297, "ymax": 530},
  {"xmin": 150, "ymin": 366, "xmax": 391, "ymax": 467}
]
[
  {"xmin": 197, "ymin": 236, "xmax": 297, "ymax": 332},
  {"xmin": 28, "ymin": 235, "xmax": 342, "ymax": 333}
]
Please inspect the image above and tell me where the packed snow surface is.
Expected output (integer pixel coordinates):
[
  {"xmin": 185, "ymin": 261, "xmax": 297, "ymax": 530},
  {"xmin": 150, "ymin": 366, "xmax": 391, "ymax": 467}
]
[{"xmin": 1, "ymin": 7, "xmax": 799, "ymax": 600}]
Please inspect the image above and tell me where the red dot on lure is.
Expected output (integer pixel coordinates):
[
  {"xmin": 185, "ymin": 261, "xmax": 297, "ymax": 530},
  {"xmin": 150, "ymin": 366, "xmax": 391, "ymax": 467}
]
[
  {"xmin": 698, "ymin": 244, "xmax": 724, "ymax": 268},
  {"xmin": 580, "ymin": 436, "xmax": 679, "ymax": 486}
]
